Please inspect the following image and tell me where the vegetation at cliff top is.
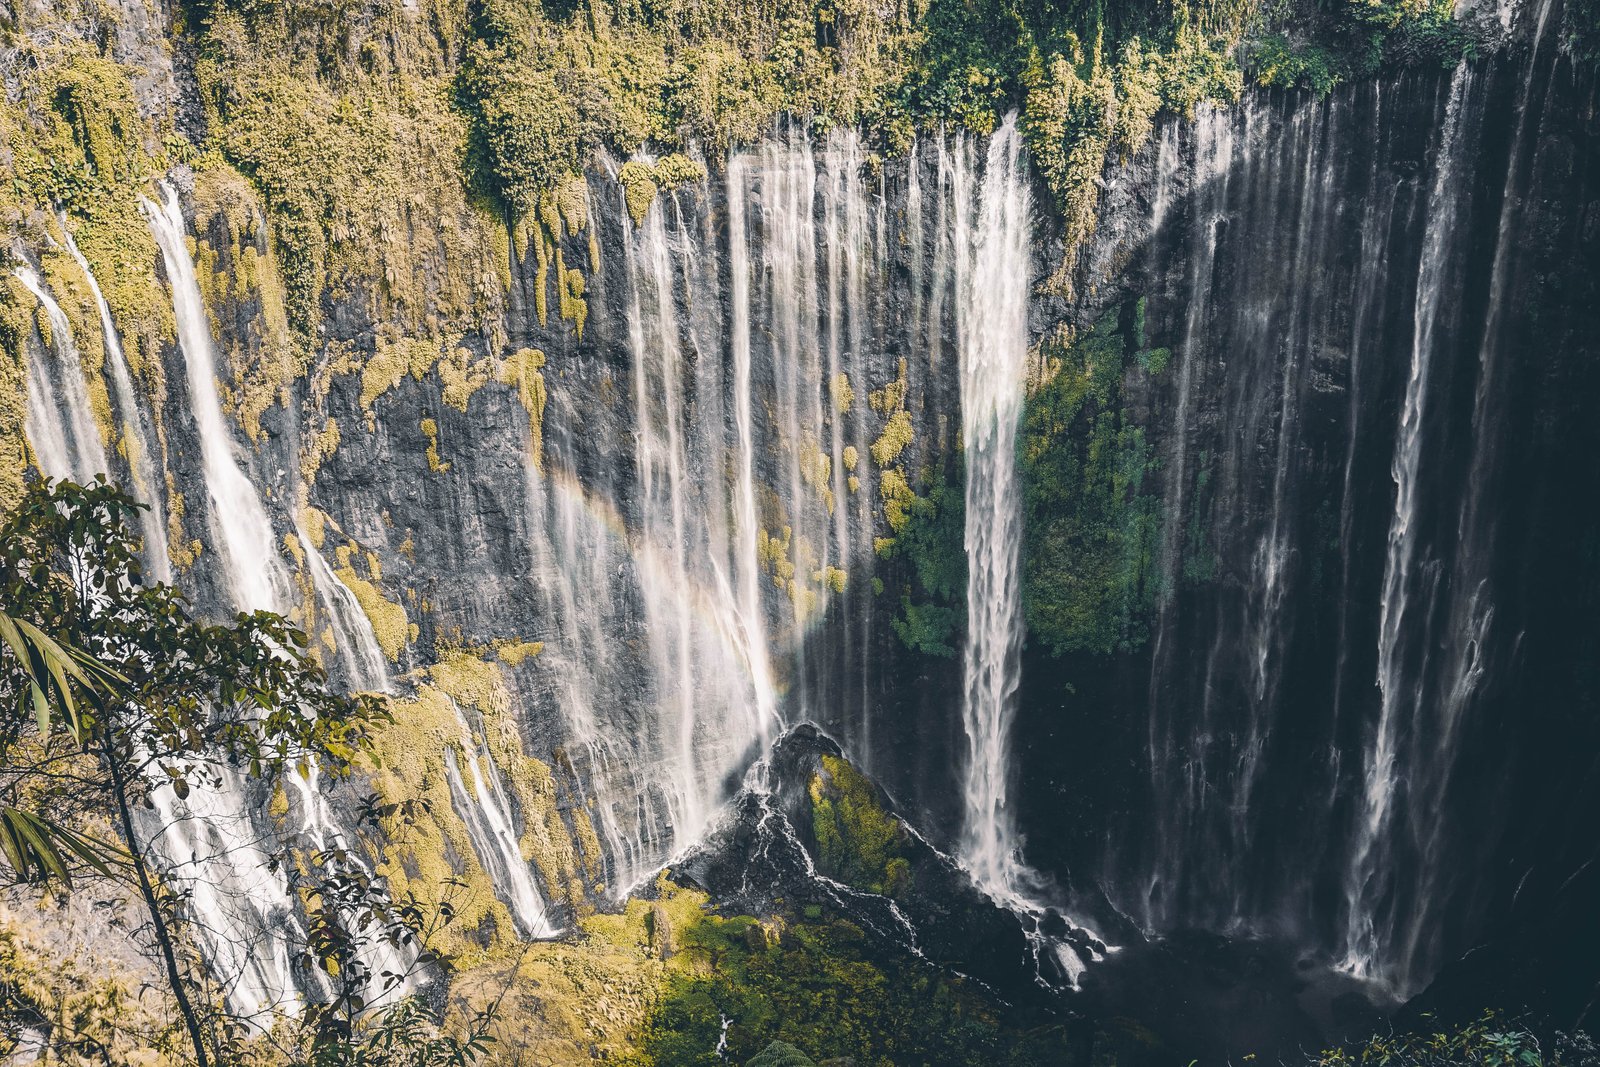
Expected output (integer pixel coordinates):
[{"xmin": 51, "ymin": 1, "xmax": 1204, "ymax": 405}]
[{"xmin": 0, "ymin": 0, "xmax": 1498, "ymax": 515}]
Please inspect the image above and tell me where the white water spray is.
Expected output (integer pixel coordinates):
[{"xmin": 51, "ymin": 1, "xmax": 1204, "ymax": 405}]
[
  {"xmin": 1343, "ymin": 64, "xmax": 1479, "ymax": 987},
  {"xmin": 143, "ymin": 182, "xmax": 290, "ymax": 615},
  {"xmin": 954, "ymin": 116, "xmax": 1032, "ymax": 896},
  {"xmin": 58, "ymin": 224, "xmax": 173, "ymax": 582},
  {"xmin": 15, "ymin": 267, "xmax": 109, "ymax": 484}
]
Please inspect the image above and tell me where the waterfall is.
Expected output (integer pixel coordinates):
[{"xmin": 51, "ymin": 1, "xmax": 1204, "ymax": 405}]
[
  {"xmin": 58, "ymin": 224, "xmax": 173, "ymax": 583},
  {"xmin": 139, "ymin": 763, "xmax": 304, "ymax": 1020},
  {"xmin": 954, "ymin": 117, "xmax": 1031, "ymax": 896},
  {"xmin": 727, "ymin": 154, "xmax": 776, "ymax": 739},
  {"xmin": 143, "ymin": 181, "xmax": 290, "ymax": 615},
  {"xmin": 143, "ymin": 180, "xmax": 309, "ymax": 1019},
  {"xmin": 18, "ymin": 217, "xmax": 306, "ymax": 1021},
  {"xmin": 1377, "ymin": 0, "xmax": 1565, "ymax": 987},
  {"xmin": 15, "ymin": 266, "xmax": 109, "ymax": 484},
  {"xmin": 623, "ymin": 193, "xmax": 717, "ymax": 842},
  {"xmin": 1343, "ymin": 63, "xmax": 1480, "ymax": 990},
  {"xmin": 1330, "ymin": 80, "xmax": 1404, "ymax": 809},
  {"xmin": 524, "ymin": 458, "xmax": 668, "ymax": 894},
  {"xmin": 442, "ymin": 697, "xmax": 558, "ymax": 938},
  {"xmin": 516, "ymin": 129, "xmax": 960, "ymax": 901},
  {"xmin": 1142, "ymin": 104, "xmax": 1236, "ymax": 928},
  {"xmin": 296, "ymin": 522, "xmax": 391, "ymax": 694},
  {"xmin": 284, "ymin": 762, "xmax": 418, "ymax": 1003}
]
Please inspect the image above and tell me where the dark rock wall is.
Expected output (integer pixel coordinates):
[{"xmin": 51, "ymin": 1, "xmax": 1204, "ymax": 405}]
[{"xmin": 1012, "ymin": 28, "xmax": 1600, "ymax": 1010}]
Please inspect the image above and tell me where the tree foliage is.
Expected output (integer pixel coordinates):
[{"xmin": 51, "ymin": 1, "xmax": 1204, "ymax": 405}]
[{"xmin": 0, "ymin": 479, "xmax": 478, "ymax": 1065}]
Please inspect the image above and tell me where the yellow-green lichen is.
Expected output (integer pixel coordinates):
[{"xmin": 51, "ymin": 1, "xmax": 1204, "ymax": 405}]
[
  {"xmin": 618, "ymin": 161, "xmax": 659, "ymax": 227},
  {"xmin": 299, "ymin": 505, "xmax": 329, "ymax": 550},
  {"xmin": 300, "ymin": 417, "xmax": 341, "ymax": 485},
  {"xmin": 190, "ymin": 164, "xmax": 296, "ymax": 441},
  {"xmin": 555, "ymin": 172, "xmax": 590, "ymax": 235},
  {"xmin": 868, "ymin": 358, "xmax": 914, "ymax": 468},
  {"xmin": 497, "ymin": 346, "xmax": 548, "ymax": 470},
  {"xmin": 428, "ymin": 650, "xmax": 587, "ymax": 909},
  {"xmin": 360, "ymin": 684, "xmax": 521, "ymax": 961},
  {"xmin": 444, "ymin": 877, "xmax": 714, "ymax": 1063},
  {"xmin": 831, "ymin": 372, "xmax": 855, "ymax": 414},
  {"xmin": 758, "ymin": 527, "xmax": 796, "ymax": 587},
  {"xmin": 879, "ymin": 466, "xmax": 914, "ymax": 534},
  {"xmin": 529, "ymin": 223, "xmax": 552, "ymax": 327},
  {"xmin": 421, "ymin": 417, "xmax": 449, "ymax": 473},
  {"xmin": 283, "ymin": 531, "xmax": 306, "ymax": 568},
  {"xmin": 493, "ymin": 639, "xmax": 545, "ymax": 666},
  {"xmin": 870, "ymin": 410, "xmax": 913, "ymax": 468},
  {"xmin": 798, "ymin": 434, "xmax": 835, "ymax": 515},
  {"xmin": 360, "ymin": 336, "xmax": 439, "ymax": 415},
  {"xmin": 867, "ymin": 359, "xmax": 908, "ymax": 414},
  {"xmin": 0, "ymin": 278, "xmax": 32, "ymax": 506},
  {"xmin": 617, "ymin": 154, "xmax": 706, "ymax": 227},
  {"xmin": 652, "ymin": 154, "xmax": 706, "ymax": 190},
  {"xmin": 438, "ymin": 347, "xmax": 490, "ymax": 412},
  {"xmin": 333, "ymin": 561, "xmax": 410, "ymax": 661},
  {"xmin": 559, "ymin": 259, "xmax": 588, "ymax": 339},
  {"xmin": 809, "ymin": 753, "xmax": 909, "ymax": 897},
  {"xmin": 164, "ymin": 482, "xmax": 203, "ymax": 571}
]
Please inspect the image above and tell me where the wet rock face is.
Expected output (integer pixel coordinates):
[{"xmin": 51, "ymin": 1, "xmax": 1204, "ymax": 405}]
[
  {"xmin": 184, "ymin": 132, "xmax": 1048, "ymax": 926},
  {"xmin": 32, "ymin": 0, "xmax": 1596, "ymax": 1018},
  {"xmin": 671, "ymin": 723, "xmax": 1043, "ymax": 1003},
  {"xmin": 1014, "ymin": 52, "xmax": 1600, "ymax": 1008},
  {"xmin": 175, "ymin": 49, "xmax": 1598, "ymax": 1015}
]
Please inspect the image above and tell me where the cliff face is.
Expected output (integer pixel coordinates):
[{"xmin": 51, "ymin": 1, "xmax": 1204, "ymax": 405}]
[
  {"xmin": 4, "ymin": 0, "xmax": 1600, "ymax": 1046},
  {"xmin": 3, "ymin": 0, "xmax": 1049, "ymax": 1001},
  {"xmin": 1015, "ymin": 6, "xmax": 1600, "ymax": 1009}
]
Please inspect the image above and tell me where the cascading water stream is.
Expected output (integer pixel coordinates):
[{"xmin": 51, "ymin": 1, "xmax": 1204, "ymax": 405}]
[
  {"xmin": 523, "ymin": 457, "xmax": 668, "ymax": 895},
  {"xmin": 143, "ymin": 181, "xmax": 290, "ymax": 615},
  {"xmin": 954, "ymin": 118, "xmax": 1031, "ymax": 898},
  {"xmin": 295, "ymin": 522, "xmax": 392, "ymax": 695},
  {"xmin": 515, "ymin": 128, "xmax": 978, "ymax": 911},
  {"xmin": 143, "ymin": 179, "xmax": 312, "ymax": 1020},
  {"xmin": 1379, "ymin": 0, "xmax": 1564, "ymax": 987},
  {"xmin": 1080, "ymin": 53, "xmax": 1571, "ymax": 997},
  {"xmin": 442, "ymin": 697, "xmax": 558, "ymax": 938},
  {"xmin": 727, "ymin": 153, "xmax": 776, "ymax": 742},
  {"xmin": 623, "ymin": 192, "xmax": 713, "ymax": 843},
  {"xmin": 947, "ymin": 118, "xmax": 1107, "ymax": 985},
  {"xmin": 1342, "ymin": 63, "xmax": 1480, "ymax": 990},
  {"xmin": 15, "ymin": 266, "xmax": 109, "ymax": 484},
  {"xmin": 16, "ymin": 242, "xmax": 306, "ymax": 1021},
  {"xmin": 1142, "ymin": 104, "xmax": 1236, "ymax": 928},
  {"xmin": 285, "ymin": 762, "xmax": 418, "ymax": 1003},
  {"xmin": 58, "ymin": 223, "xmax": 173, "ymax": 583}
]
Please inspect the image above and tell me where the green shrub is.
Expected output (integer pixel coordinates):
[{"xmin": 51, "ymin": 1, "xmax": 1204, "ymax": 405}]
[
  {"xmin": 1251, "ymin": 35, "xmax": 1345, "ymax": 93},
  {"xmin": 462, "ymin": 46, "xmax": 582, "ymax": 218},
  {"xmin": 809, "ymin": 754, "xmax": 909, "ymax": 896},
  {"xmin": 1022, "ymin": 307, "xmax": 1162, "ymax": 656},
  {"xmin": 880, "ymin": 463, "xmax": 967, "ymax": 657},
  {"xmin": 746, "ymin": 1040, "xmax": 816, "ymax": 1066},
  {"xmin": 1312, "ymin": 1012, "xmax": 1592, "ymax": 1067}
]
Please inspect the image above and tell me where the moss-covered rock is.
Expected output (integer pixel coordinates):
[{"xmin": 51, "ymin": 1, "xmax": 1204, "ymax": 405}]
[{"xmin": 808, "ymin": 754, "xmax": 911, "ymax": 897}]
